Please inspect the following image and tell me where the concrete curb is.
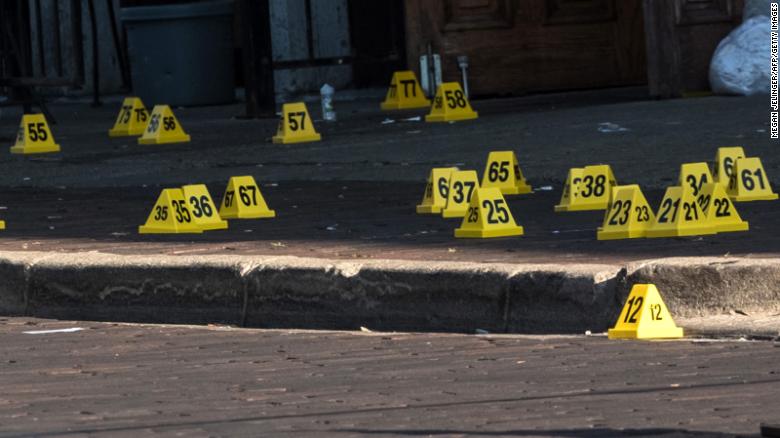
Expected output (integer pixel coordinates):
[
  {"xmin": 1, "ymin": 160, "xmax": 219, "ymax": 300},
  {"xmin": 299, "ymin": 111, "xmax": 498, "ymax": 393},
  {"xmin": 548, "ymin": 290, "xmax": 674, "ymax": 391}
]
[
  {"xmin": 625, "ymin": 257, "xmax": 780, "ymax": 317},
  {"xmin": 0, "ymin": 251, "xmax": 778, "ymax": 334}
]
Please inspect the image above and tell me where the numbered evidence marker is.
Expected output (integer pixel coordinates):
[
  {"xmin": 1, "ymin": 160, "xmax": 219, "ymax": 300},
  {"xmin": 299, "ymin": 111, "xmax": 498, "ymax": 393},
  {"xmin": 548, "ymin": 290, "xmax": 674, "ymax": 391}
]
[
  {"xmin": 138, "ymin": 105, "xmax": 191, "ymax": 145},
  {"xmin": 554, "ymin": 168, "xmax": 583, "ymax": 212},
  {"xmin": 10, "ymin": 114, "xmax": 60, "ymax": 154},
  {"xmin": 608, "ymin": 284, "xmax": 683, "ymax": 340},
  {"xmin": 441, "ymin": 170, "xmax": 480, "ymax": 218},
  {"xmin": 108, "ymin": 97, "xmax": 149, "ymax": 137},
  {"xmin": 425, "ymin": 82, "xmax": 478, "ymax": 123},
  {"xmin": 380, "ymin": 71, "xmax": 430, "ymax": 110},
  {"xmin": 726, "ymin": 157, "xmax": 778, "ymax": 201},
  {"xmin": 597, "ymin": 185, "xmax": 655, "ymax": 240},
  {"xmin": 455, "ymin": 188, "xmax": 523, "ymax": 238},
  {"xmin": 481, "ymin": 151, "xmax": 532, "ymax": 195},
  {"xmin": 416, "ymin": 167, "xmax": 458, "ymax": 214},
  {"xmin": 697, "ymin": 183, "xmax": 748, "ymax": 233},
  {"xmin": 182, "ymin": 184, "xmax": 228, "ymax": 231},
  {"xmin": 272, "ymin": 102, "xmax": 321, "ymax": 144},
  {"xmin": 219, "ymin": 176, "xmax": 276, "ymax": 219},
  {"xmin": 646, "ymin": 185, "xmax": 716, "ymax": 238},
  {"xmin": 713, "ymin": 146, "xmax": 745, "ymax": 187},
  {"xmin": 678, "ymin": 162, "xmax": 714, "ymax": 207},
  {"xmin": 138, "ymin": 188, "xmax": 202, "ymax": 234},
  {"xmin": 554, "ymin": 165, "xmax": 617, "ymax": 212}
]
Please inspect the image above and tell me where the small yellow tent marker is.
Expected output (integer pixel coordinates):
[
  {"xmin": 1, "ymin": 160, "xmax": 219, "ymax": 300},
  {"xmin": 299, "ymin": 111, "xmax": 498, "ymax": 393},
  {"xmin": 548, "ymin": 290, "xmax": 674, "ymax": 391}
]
[
  {"xmin": 726, "ymin": 157, "xmax": 778, "ymax": 201},
  {"xmin": 455, "ymin": 187, "xmax": 524, "ymax": 238},
  {"xmin": 678, "ymin": 162, "xmax": 714, "ymax": 206},
  {"xmin": 646, "ymin": 185, "xmax": 716, "ymax": 238},
  {"xmin": 608, "ymin": 284, "xmax": 683, "ymax": 340},
  {"xmin": 218, "ymin": 176, "xmax": 276, "ymax": 219},
  {"xmin": 481, "ymin": 151, "xmax": 532, "ymax": 195},
  {"xmin": 416, "ymin": 167, "xmax": 457, "ymax": 214},
  {"xmin": 109, "ymin": 97, "xmax": 149, "ymax": 137},
  {"xmin": 554, "ymin": 168, "xmax": 584, "ymax": 212},
  {"xmin": 139, "ymin": 188, "xmax": 202, "ymax": 234},
  {"xmin": 0, "ymin": 220, "xmax": 5, "ymax": 230},
  {"xmin": 272, "ymin": 102, "xmax": 321, "ymax": 144},
  {"xmin": 554, "ymin": 165, "xmax": 617, "ymax": 212},
  {"xmin": 698, "ymin": 183, "xmax": 748, "ymax": 233},
  {"xmin": 425, "ymin": 82, "xmax": 478, "ymax": 122},
  {"xmin": 10, "ymin": 114, "xmax": 60, "ymax": 154},
  {"xmin": 380, "ymin": 71, "xmax": 430, "ymax": 110},
  {"xmin": 597, "ymin": 185, "xmax": 655, "ymax": 240},
  {"xmin": 182, "ymin": 184, "xmax": 228, "ymax": 231},
  {"xmin": 138, "ymin": 105, "xmax": 190, "ymax": 145},
  {"xmin": 441, "ymin": 170, "xmax": 480, "ymax": 218},
  {"xmin": 713, "ymin": 147, "xmax": 745, "ymax": 187}
]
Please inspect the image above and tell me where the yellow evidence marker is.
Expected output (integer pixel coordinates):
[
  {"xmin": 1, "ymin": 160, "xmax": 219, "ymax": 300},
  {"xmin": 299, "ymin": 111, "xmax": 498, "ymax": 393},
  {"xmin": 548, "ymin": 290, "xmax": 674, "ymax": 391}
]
[
  {"xmin": 380, "ymin": 71, "xmax": 430, "ymax": 110},
  {"xmin": 138, "ymin": 188, "xmax": 202, "ymax": 234},
  {"xmin": 218, "ymin": 176, "xmax": 276, "ymax": 219},
  {"xmin": 108, "ymin": 97, "xmax": 149, "ymax": 137},
  {"xmin": 272, "ymin": 102, "xmax": 321, "ymax": 144},
  {"xmin": 481, "ymin": 151, "xmax": 532, "ymax": 195},
  {"xmin": 554, "ymin": 164, "xmax": 617, "ymax": 212},
  {"xmin": 416, "ymin": 167, "xmax": 458, "ymax": 214},
  {"xmin": 425, "ymin": 82, "xmax": 478, "ymax": 123},
  {"xmin": 597, "ymin": 185, "xmax": 655, "ymax": 240},
  {"xmin": 726, "ymin": 157, "xmax": 778, "ymax": 201},
  {"xmin": 554, "ymin": 168, "xmax": 584, "ymax": 212},
  {"xmin": 455, "ymin": 187, "xmax": 524, "ymax": 238},
  {"xmin": 10, "ymin": 114, "xmax": 60, "ymax": 154},
  {"xmin": 713, "ymin": 146, "xmax": 745, "ymax": 187},
  {"xmin": 441, "ymin": 170, "xmax": 480, "ymax": 218},
  {"xmin": 0, "ymin": 219, "xmax": 5, "ymax": 230},
  {"xmin": 678, "ymin": 162, "xmax": 714, "ymax": 207},
  {"xmin": 608, "ymin": 284, "xmax": 683, "ymax": 340},
  {"xmin": 138, "ymin": 105, "xmax": 190, "ymax": 145},
  {"xmin": 182, "ymin": 184, "xmax": 228, "ymax": 231},
  {"xmin": 646, "ymin": 185, "xmax": 716, "ymax": 238},
  {"xmin": 697, "ymin": 183, "xmax": 748, "ymax": 233}
]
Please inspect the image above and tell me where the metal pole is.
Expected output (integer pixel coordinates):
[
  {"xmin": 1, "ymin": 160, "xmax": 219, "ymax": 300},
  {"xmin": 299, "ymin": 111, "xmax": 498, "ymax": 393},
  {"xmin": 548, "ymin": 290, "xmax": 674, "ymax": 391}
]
[
  {"xmin": 106, "ymin": 0, "xmax": 130, "ymax": 90},
  {"xmin": 457, "ymin": 55, "xmax": 469, "ymax": 99},
  {"xmin": 87, "ymin": 0, "xmax": 101, "ymax": 106},
  {"xmin": 426, "ymin": 43, "xmax": 434, "ymax": 98},
  {"xmin": 241, "ymin": 0, "xmax": 276, "ymax": 118}
]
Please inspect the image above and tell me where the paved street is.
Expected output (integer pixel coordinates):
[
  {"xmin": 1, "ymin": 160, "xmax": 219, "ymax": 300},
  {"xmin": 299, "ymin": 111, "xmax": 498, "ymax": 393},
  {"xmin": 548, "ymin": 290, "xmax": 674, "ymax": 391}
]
[
  {"xmin": 0, "ymin": 91, "xmax": 773, "ymax": 190},
  {"xmin": 0, "ymin": 317, "xmax": 778, "ymax": 437},
  {"xmin": 0, "ymin": 91, "xmax": 776, "ymax": 265},
  {"xmin": 0, "ymin": 183, "xmax": 778, "ymax": 265}
]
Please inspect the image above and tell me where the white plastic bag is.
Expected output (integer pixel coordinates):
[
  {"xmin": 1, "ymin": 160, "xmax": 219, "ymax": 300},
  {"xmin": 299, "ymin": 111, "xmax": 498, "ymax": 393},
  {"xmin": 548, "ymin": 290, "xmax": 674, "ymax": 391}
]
[{"xmin": 709, "ymin": 16, "xmax": 771, "ymax": 95}]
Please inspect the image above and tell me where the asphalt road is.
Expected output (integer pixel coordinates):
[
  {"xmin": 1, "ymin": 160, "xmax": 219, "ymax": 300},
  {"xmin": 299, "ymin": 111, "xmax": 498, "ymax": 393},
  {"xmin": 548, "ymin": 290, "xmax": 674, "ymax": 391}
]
[
  {"xmin": 0, "ymin": 93, "xmax": 778, "ymax": 336},
  {"xmin": 0, "ymin": 91, "xmax": 773, "ymax": 190},
  {"xmin": 0, "ymin": 182, "xmax": 777, "ymax": 264},
  {"xmin": 0, "ymin": 317, "xmax": 778, "ymax": 437},
  {"xmin": 0, "ymin": 90, "xmax": 776, "ymax": 264}
]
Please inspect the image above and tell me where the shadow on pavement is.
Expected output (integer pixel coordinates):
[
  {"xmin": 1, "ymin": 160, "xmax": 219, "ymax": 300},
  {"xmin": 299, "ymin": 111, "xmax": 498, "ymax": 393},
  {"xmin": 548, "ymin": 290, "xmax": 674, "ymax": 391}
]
[{"xmin": 0, "ymin": 181, "xmax": 778, "ymax": 264}]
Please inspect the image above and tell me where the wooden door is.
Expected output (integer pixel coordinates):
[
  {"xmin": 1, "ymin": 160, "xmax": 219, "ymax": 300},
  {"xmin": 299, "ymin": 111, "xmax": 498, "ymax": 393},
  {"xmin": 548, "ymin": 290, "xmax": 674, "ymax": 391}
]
[
  {"xmin": 644, "ymin": 0, "xmax": 743, "ymax": 98},
  {"xmin": 404, "ymin": 0, "xmax": 647, "ymax": 96}
]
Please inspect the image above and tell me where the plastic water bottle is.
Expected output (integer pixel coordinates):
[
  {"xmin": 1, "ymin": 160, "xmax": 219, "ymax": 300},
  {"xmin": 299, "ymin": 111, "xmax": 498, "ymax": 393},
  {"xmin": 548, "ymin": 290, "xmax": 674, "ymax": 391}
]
[{"xmin": 320, "ymin": 84, "xmax": 336, "ymax": 122}]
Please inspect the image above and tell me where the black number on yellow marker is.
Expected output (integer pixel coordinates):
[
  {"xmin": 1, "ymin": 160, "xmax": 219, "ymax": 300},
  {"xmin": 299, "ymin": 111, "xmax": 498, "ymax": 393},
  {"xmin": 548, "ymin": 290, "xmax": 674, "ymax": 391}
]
[
  {"xmin": 482, "ymin": 199, "xmax": 509, "ymax": 224},
  {"xmin": 623, "ymin": 296, "xmax": 644, "ymax": 323}
]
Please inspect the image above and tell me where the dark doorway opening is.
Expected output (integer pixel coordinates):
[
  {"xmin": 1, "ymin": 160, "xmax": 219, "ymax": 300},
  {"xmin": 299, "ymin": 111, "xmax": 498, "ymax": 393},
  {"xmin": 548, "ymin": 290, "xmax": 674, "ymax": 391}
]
[{"xmin": 347, "ymin": 0, "xmax": 406, "ymax": 88}]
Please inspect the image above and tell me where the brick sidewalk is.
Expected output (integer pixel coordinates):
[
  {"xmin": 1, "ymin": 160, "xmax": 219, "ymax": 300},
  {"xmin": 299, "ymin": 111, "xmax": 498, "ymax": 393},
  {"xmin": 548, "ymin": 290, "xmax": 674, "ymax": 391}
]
[{"xmin": 0, "ymin": 317, "xmax": 777, "ymax": 437}]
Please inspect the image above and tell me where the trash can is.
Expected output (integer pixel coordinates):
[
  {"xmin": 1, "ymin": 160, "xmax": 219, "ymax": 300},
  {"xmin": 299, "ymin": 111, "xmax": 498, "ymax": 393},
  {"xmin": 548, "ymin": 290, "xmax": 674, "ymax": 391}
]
[{"xmin": 122, "ymin": 0, "xmax": 235, "ymax": 106}]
